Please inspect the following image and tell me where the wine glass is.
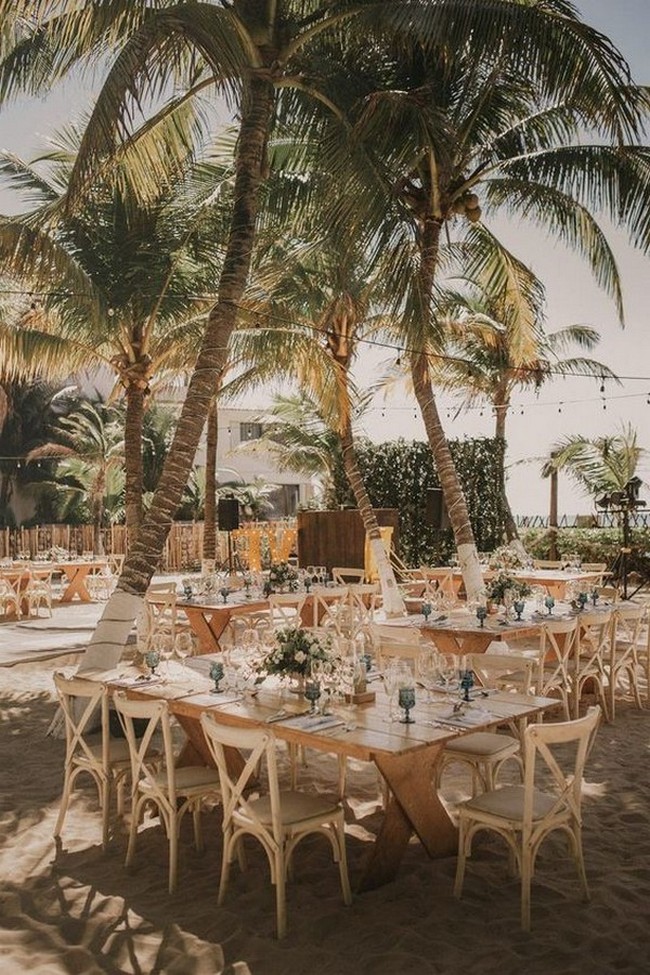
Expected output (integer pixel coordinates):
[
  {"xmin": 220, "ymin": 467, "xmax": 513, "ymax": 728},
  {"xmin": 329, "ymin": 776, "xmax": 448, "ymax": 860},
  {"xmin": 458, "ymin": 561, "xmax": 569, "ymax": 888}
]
[
  {"xmin": 144, "ymin": 649, "xmax": 161, "ymax": 677},
  {"xmin": 175, "ymin": 631, "xmax": 194, "ymax": 669},
  {"xmin": 544, "ymin": 594, "xmax": 555, "ymax": 616},
  {"xmin": 436, "ymin": 653, "xmax": 458, "ymax": 702},
  {"xmin": 153, "ymin": 632, "xmax": 174, "ymax": 678},
  {"xmin": 398, "ymin": 685, "xmax": 416, "ymax": 724},
  {"xmin": 209, "ymin": 660, "xmax": 225, "ymax": 694},
  {"xmin": 513, "ymin": 599, "xmax": 525, "ymax": 621},
  {"xmin": 304, "ymin": 679, "xmax": 321, "ymax": 714},
  {"xmin": 476, "ymin": 604, "xmax": 487, "ymax": 627},
  {"xmin": 219, "ymin": 585, "xmax": 230, "ymax": 604},
  {"xmin": 417, "ymin": 647, "xmax": 439, "ymax": 703}
]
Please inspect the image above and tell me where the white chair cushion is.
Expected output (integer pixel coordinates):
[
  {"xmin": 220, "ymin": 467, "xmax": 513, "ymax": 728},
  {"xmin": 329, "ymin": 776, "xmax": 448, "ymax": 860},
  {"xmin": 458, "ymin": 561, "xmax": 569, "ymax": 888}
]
[
  {"xmin": 245, "ymin": 790, "xmax": 341, "ymax": 826},
  {"xmin": 147, "ymin": 765, "xmax": 221, "ymax": 793},
  {"xmin": 462, "ymin": 783, "xmax": 557, "ymax": 821},
  {"xmin": 445, "ymin": 732, "xmax": 519, "ymax": 758}
]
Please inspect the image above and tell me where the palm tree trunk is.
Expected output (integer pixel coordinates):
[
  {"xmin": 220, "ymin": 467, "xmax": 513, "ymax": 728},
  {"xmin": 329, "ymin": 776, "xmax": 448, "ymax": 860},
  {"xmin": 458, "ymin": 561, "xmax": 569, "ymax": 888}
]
[
  {"xmin": 124, "ymin": 380, "xmax": 145, "ymax": 547},
  {"xmin": 203, "ymin": 396, "xmax": 218, "ymax": 561},
  {"xmin": 81, "ymin": 75, "xmax": 275, "ymax": 671},
  {"xmin": 494, "ymin": 396, "xmax": 524, "ymax": 552},
  {"xmin": 340, "ymin": 420, "xmax": 405, "ymax": 617},
  {"xmin": 412, "ymin": 217, "xmax": 483, "ymax": 602}
]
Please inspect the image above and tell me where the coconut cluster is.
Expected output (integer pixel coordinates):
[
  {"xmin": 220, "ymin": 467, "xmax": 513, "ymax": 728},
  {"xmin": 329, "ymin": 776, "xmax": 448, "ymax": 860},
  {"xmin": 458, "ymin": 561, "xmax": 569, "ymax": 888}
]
[{"xmin": 451, "ymin": 192, "xmax": 482, "ymax": 223}]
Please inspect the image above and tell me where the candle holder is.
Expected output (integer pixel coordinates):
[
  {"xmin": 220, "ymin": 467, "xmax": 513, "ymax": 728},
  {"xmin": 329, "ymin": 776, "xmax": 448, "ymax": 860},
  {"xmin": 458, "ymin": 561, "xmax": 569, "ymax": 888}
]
[
  {"xmin": 209, "ymin": 661, "xmax": 225, "ymax": 694},
  {"xmin": 398, "ymin": 686, "xmax": 416, "ymax": 724}
]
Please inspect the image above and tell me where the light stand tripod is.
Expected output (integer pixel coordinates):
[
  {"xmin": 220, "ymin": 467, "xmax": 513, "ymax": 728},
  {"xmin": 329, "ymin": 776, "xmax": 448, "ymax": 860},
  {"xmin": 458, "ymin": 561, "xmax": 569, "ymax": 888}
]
[{"xmin": 595, "ymin": 478, "xmax": 645, "ymax": 600}]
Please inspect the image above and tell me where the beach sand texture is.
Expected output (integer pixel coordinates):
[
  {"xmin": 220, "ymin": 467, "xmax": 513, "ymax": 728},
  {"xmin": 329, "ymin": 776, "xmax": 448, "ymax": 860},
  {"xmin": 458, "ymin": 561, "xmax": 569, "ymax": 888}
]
[{"xmin": 1, "ymin": 656, "xmax": 648, "ymax": 975}]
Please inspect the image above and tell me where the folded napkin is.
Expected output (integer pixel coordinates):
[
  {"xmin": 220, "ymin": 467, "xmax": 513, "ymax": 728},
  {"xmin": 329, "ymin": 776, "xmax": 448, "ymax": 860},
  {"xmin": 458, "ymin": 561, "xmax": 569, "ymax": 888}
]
[
  {"xmin": 438, "ymin": 708, "xmax": 493, "ymax": 727},
  {"xmin": 110, "ymin": 675, "xmax": 164, "ymax": 688},
  {"xmin": 276, "ymin": 713, "xmax": 346, "ymax": 732},
  {"xmin": 182, "ymin": 691, "xmax": 243, "ymax": 708}
]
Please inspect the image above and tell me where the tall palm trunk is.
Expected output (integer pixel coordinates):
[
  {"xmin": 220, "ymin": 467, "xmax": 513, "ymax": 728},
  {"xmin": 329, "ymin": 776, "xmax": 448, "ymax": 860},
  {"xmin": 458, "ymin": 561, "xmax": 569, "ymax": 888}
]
[
  {"xmin": 494, "ymin": 395, "xmax": 524, "ymax": 551},
  {"xmin": 340, "ymin": 418, "xmax": 405, "ymax": 617},
  {"xmin": 80, "ymin": 75, "xmax": 275, "ymax": 672},
  {"xmin": 412, "ymin": 217, "xmax": 483, "ymax": 602},
  {"xmin": 91, "ymin": 469, "xmax": 106, "ymax": 555},
  {"xmin": 123, "ymin": 380, "xmax": 146, "ymax": 547},
  {"xmin": 203, "ymin": 395, "xmax": 218, "ymax": 562}
]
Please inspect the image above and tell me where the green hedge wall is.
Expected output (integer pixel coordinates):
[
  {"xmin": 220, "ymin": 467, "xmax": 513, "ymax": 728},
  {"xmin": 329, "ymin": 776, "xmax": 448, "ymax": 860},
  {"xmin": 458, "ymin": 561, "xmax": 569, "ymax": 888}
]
[
  {"xmin": 521, "ymin": 526, "xmax": 650, "ymax": 578},
  {"xmin": 331, "ymin": 437, "xmax": 507, "ymax": 566}
]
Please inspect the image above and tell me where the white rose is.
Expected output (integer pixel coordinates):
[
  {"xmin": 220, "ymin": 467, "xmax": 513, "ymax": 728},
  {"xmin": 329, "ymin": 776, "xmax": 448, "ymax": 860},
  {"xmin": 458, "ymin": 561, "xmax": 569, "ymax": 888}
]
[{"xmin": 294, "ymin": 650, "xmax": 306, "ymax": 664}]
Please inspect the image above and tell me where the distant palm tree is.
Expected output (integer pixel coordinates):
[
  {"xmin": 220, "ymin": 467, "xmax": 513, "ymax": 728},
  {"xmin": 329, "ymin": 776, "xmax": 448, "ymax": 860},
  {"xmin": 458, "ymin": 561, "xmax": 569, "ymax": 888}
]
[
  {"xmin": 28, "ymin": 397, "xmax": 125, "ymax": 551},
  {"xmin": 430, "ymin": 233, "xmax": 619, "ymax": 542},
  {"xmin": 542, "ymin": 425, "xmax": 645, "ymax": 502}
]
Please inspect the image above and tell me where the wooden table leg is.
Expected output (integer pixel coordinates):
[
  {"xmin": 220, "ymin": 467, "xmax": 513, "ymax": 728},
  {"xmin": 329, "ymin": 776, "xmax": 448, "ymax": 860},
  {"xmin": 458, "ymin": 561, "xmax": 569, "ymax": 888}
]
[
  {"xmin": 182, "ymin": 606, "xmax": 230, "ymax": 653},
  {"xmin": 358, "ymin": 744, "xmax": 457, "ymax": 892},
  {"xmin": 59, "ymin": 566, "xmax": 92, "ymax": 603}
]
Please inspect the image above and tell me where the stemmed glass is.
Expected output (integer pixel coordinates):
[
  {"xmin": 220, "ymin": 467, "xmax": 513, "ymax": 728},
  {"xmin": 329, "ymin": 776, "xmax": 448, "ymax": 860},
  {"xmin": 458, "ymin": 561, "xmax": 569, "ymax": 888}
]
[
  {"xmin": 417, "ymin": 647, "xmax": 439, "ymax": 703},
  {"xmin": 544, "ymin": 594, "xmax": 555, "ymax": 616},
  {"xmin": 153, "ymin": 632, "xmax": 174, "ymax": 679},
  {"xmin": 219, "ymin": 585, "xmax": 230, "ymax": 604},
  {"xmin": 144, "ymin": 649, "xmax": 161, "ymax": 677},
  {"xmin": 175, "ymin": 631, "xmax": 194, "ymax": 670},
  {"xmin": 209, "ymin": 660, "xmax": 225, "ymax": 693},
  {"xmin": 398, "ymin": 685, "xmax": 416, "ymax": 724},
  {"xmin": 421, "ymin": 601, "xmax": 432, "ymax": 622},
  {"xmin": 436, "ymin": 653, "xmax": 458, "ymax": 702},
  {"xmin": 513, "ymin": 599, "xmax": 525, "ymax": 621},
  {"xmin": 476, "ymin": 604, "xmax": 487, "ymax": 628},
  {"xmin": 304, "ymin": 680, "xmax": 322, "ymax": 715}
]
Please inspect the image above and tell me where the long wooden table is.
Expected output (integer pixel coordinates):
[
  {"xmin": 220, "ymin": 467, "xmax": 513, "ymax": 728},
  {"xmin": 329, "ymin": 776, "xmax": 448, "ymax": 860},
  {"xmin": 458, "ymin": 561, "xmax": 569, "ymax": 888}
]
[
  {"xmin": 100, "ymin": 666, "xmax": 559, "ymax": 892},
  {"xmin": 380, "ymin": 610, "xmax": 542, "ymax": 655}
]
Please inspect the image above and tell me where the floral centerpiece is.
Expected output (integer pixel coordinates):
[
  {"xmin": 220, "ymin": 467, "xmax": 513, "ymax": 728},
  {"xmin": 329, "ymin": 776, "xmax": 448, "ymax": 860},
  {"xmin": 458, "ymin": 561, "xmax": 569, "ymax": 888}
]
[
  {"xmin": 485, "ymin": 571, "xmax": 532, "ymax": 606},
  {"xmin": 488, "ymin": 544, "xmax": 527, "ymax": 572},
  {"xmin": 259, "ymin": 626, "xmax": 331, "ymax": 680},
  {"xmin": 263, "ymin": 561, "xmax": 299, "ymax": 596}
]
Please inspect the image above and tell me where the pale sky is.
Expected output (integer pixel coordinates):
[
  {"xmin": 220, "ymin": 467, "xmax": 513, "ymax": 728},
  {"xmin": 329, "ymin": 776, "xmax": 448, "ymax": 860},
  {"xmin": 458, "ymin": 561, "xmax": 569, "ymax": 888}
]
[{"xmin": 0, "ymin": 1, "xmax": 648, "ymax": 519}]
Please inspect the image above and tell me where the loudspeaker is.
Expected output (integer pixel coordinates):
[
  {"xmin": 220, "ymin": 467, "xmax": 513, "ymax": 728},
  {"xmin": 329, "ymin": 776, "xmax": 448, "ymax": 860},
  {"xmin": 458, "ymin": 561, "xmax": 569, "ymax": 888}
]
[
  {"xmin": 425, "ymin": 488, "xmax": 449, "ymax": 531},
  {"xmin": 218, "ymin": 497, "xmax": 240, "ymax": 532}
]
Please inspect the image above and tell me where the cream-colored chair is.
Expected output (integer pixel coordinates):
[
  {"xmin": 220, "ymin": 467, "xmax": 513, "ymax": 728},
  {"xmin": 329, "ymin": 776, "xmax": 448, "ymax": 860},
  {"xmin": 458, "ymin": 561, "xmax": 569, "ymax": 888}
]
[
  {"xmin": 142, "ymin": 590, "xmax": 191, "ymax": 653},
  {"xmin": 310, "ymin": 587, "xmax": 350, "ymax": 636},
  {"xmin": 200, "ymin": 713, "xmax": 351, "ymax": 939},
  {"xmin": 573, "ymin": 610, "xmax": 612, "ymax": 721},
  {"xmin": 53, "ymin": 673, "xmax": 131, "ymax": 851},
  {"xmin": 437, "ymin": 654, "xmax": 535, "ymax": 796},
  {"xmin": 581, "ymin": 562, "xmax": 607, "ymax": 585},
  {"xmin": 454, "ymin": 706, "xmax": 601, "ymax": 931},
  {"xmin": 113, "ymin": 694, "xmax": 221, "ymax": 894},
  {"xmin": 0, "ymin": 575, "xmax": 21, "ymax": 619},
  {"xmin": 347, "ymin": 583, "xmax": 380, "ymax": 639},
  {"xmin": 532, "ymin": 560, "xmax": 563, "ymax": 570},
  {"xmin": 23, "ymin": 568, "xmax": 54, "ymax": 617},
  {"xmin": 515, "ymin": 617, "xmax": 579, "ymax": 720},
  {"xmin": 268, "ymin": 592, "xmax": 306, "ymax": 630},
  {"xmin": 608, "ymin": 603, "xmax": 646, "ymax": 718},
  {"xmin": 332, "ymin": 566, "xmax": 365, "ymax": 584}
]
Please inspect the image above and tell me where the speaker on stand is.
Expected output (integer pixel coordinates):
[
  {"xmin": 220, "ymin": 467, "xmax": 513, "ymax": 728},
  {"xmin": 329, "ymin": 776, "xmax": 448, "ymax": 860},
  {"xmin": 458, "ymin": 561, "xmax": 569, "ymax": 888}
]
[
  {"xmin": 425, "ymin": 488, "xmax": 450, "ymax": 531},
  {"xmin": 218, "ymin": 497, "xmax": 240, "ymax": 571}
]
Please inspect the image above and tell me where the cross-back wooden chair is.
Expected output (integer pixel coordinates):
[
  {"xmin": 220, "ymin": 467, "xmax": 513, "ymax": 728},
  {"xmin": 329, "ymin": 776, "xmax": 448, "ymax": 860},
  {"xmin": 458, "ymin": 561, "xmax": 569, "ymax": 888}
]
[
  {"xmin": 53, "ymin": 672, "xmax": 131, "ymax": 851},
  {"xmin": 454, "ymin": 706, "xmax": 601, "ymax": 931},
  {"xmin": 200, "ymin": 713, "xmax": 351, "ymax": 939},
  {"xmin": 573, "ymin": 610, "xmax": 613, "ymax": 721},
  {"xmin": 609, "ymin": 602, "xmax": 646, "ymax": 718}
]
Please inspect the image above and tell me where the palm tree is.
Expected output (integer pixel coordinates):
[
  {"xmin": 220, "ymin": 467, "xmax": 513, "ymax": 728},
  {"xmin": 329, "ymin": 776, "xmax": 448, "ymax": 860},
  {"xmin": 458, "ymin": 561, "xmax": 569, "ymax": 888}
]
[
  {"xmin": 2, "ymin": 1, "xmax": 646, "ymax": 656},
  {"xmin": 231, "ymin": 235, "xmax": 406, "ymax": 614},
  {"xmin": 430, "ymin": 233, "xmax": 619, "ymax": 543},
  {"xmin": 340, "ymin": 21, "xmax": 649, "ymax": 598},
  {"xmin": 27, "ymin": 396, "xmax": 125, "ymax": 551},
  {"xmin": 542, "ymin": 425, "xmax": 645, "ymax": 503},
  {"xmin": 0, "ymin": 128, "xmax": 226, "ymax": 540}
]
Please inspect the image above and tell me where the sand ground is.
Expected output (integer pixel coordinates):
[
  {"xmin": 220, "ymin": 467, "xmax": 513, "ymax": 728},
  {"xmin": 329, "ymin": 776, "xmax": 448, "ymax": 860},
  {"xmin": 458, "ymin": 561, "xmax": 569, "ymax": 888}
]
[{"xmin": 1, "ymin": 642, "xmax": 649, "ymax": 974}]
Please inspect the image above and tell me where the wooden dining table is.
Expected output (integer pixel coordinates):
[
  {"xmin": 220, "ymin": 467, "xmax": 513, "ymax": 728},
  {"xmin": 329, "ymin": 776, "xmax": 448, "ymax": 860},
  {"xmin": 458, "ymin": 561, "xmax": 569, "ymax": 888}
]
[
  {"xmin": 178, "ymin": 586, "xmax": 352, "ymax": 653},
  {"xmin": 380, "ymin": 610, "xmax": 543, "ymax": 655},
  {"xmin": 97, "ymin": 664, "xmax": 560, "ymax": 893},
  {"xmin": 54, "ymin": 559, "xmax": 110, "ymax": 603}
]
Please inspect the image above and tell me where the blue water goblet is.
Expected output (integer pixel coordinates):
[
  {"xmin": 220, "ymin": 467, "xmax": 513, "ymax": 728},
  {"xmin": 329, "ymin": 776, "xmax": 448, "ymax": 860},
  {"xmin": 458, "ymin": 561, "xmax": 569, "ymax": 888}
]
[
  {"xmin": 219, "ymin": 586, "xmax": 230, "ymax": 604},
  {"xmin": 209, "ymin": 660, "xmax": 225, "ymax": 694},
  {"xmin": 145, "ymin": 650, "xmax": 160, "ymax": 676},
  {"xmin": 460, "ymin": 669, "xmax": 474, "ymax": 703},
  {"xmin": 513, "ymin": 599, "xmax": 525, "ymax": 621},
  {"xmin": 544, "ymin": 595, "xmax": 555, "ymax": 616},
  {"xmin": 476, "ymin": 605, "xmax": 487, "ymax": 628},
  {"xmin": 422, "ymin": 601, "xmax": 432, "ymax": 622},
  {"xmin": 591, "ymin": 588, "xmax": 599, "ymax": 607},
  {"xmin": 183, "ymin": 583, "xmax": 193, "ymax": 600},
  {"xmin": 577, "ymin": 591, "xmax": 589, "ymax": 611},
  {"xmin": 398, "ymin": 686, "xmax": 416, "ymax": 724},
  {"xmin": 304, "ymin": 680, "xmax": 321, "ymax": 715}
]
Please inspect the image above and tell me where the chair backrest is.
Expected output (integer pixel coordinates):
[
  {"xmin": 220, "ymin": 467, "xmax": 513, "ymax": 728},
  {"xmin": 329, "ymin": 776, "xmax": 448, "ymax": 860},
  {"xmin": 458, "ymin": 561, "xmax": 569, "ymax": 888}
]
[
  {"xmin": 522, "ymin": 706, "xmax": 601, "ymax": 829},
  {"xmin": 533, "ymin": 560, "xmax": 563, "ymax": 570},
  {"xmin": 310, "ymin": 587, "xmax": 349, "ymax": 633},
  {"xmin": 370, "ymin": 622, "xmax": 426, "ymax": 648},
  {"xmin": 268, "ymin": 592, "xmax": 306, "ymax": 628},
  {"xmin": 613, "ymin": 602, "xmax": 645, "ymax": 647},
  {"xmin": 538, "ymin": 616, "xmax": 579, "ymax": 676},
  {"xmin": 144, "ymin": 591, "xmax": 179, "ymax": 638},
  {"xmin": 467, "ymin": 653, "xmax": 536, "ymax": 694},
  {"xmin": 108, "ymin": 554, "xmax": 125, "ymax": 576},
  {"xmin": 147, "ymin": 581, "xmax": 178, "ymax": 594},
  {"xmin": 113, "ymin": 693, "xmax": 177, "ymax": 803},
  {"xmin": 332, "ymin": 567, "xmax": 365, "ymax": 585},
  {"xmin": 54, "ymin": 672, "xmax": 110, "ymax": 769},
  {"xmin": 578, "ymin": 610, "xmax": 613, "ymax": 668},
  {"xmin": 376, "ymin": 640, "xmax": 423, "ymax": 670},
  {"xmin": 200, "ymin": 715, "xmax": 283, "ymax": 845}
]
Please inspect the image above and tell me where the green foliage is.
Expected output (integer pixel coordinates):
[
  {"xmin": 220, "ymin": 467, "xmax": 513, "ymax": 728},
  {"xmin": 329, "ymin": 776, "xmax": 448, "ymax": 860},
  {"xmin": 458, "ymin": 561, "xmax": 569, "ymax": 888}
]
[
  {"xmin": 331, "ymin": 437, "xmax": 507, "ymax": 565},
  {"xmin": 521, "ymin": 526, "xmax": 650, "ymax": 577}
]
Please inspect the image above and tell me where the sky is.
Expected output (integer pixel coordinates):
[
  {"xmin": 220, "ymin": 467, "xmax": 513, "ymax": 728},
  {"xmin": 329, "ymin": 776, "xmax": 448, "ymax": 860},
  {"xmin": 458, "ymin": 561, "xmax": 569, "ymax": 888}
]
[{"xmin": 0, "ymin": 0, "xmax": 648, "ymax": 520}]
